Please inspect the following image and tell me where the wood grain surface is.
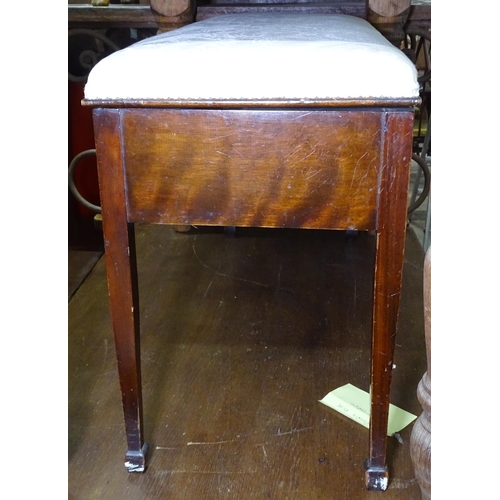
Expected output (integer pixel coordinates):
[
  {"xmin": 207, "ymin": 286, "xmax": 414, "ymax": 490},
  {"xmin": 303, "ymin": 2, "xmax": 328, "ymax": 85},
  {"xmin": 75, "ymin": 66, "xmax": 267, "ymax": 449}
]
[
  {"xmin": 121, "ymin": 109, "xmax": 383, "ymax": 230},
  {"xmin": 365, "ymin": 110, "xmax": 413, "ymax": 488}
]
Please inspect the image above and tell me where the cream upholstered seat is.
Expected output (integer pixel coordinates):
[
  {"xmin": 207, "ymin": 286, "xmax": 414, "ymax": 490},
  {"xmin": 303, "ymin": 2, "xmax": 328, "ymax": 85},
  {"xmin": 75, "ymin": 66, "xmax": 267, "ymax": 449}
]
[{"xmin": 84, "ymin": 13, "xmax": 419, "ymax": 102}]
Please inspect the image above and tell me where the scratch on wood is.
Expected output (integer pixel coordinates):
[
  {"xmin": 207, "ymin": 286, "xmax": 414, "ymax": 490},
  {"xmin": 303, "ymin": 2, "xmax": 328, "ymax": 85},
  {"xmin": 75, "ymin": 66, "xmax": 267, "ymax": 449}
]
[
  {"xmin": 308, "ymin": 179, "xmax": 328, "ymax": 196},
  {"xmin": 290, "ymin": 112, "xmax": 313, "ymax": 121},
  {"xmin": 262, "ymin": 445, "xmax": 269, "ymax": 462},
  {"xmin": 203, "ymin": 278, "xmax": 214, "ymax": 298},
  {"xmin": 157, "ymin": 469, "xmax": 257, "ymax": 475},
  {"xmin": 98, "ymin": 338, "xmax": 109, "ymax": 374},
  {"xmin": 288, "ymin": 143, "xmax": 317, "ymax": 169},
  {"xmin": 192, "ymin": 238, "xmax": 269, "ymax": 288},
  {"xmin": 207, "ymin": 132, "xmax": 236, "ymax": 141},
  {"xmin": 275, "ymin": 426, "xmax": 313, "ymax": 436},
  {"xmin": 389, "ymin": 478, "xmax": 418, "ymax": 489},
  {"xmin": 187, "ymin": 440, "xmax": 235, "ymax": 446},
  {"xmin": 349, "ymin": 152, "xmax": 369, "ymax": 192},
  {"xmin": 305, "ymin": 168, "xmax": 321, "ymax": 180},
  {"xmin": 389, "ymin": 170, "xmax": 397, "ymax": 192}
]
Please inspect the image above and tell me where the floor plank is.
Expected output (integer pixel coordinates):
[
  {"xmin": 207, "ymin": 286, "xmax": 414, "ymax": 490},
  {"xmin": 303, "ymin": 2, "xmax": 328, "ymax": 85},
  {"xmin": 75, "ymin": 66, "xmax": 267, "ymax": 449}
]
[
  {"xmin": 68, "ymin": 249, "xmax": 103, "ymax": 301},
  {"xmin": 69, "ymin": 225, "xmax": 426, "ymax": 499}
]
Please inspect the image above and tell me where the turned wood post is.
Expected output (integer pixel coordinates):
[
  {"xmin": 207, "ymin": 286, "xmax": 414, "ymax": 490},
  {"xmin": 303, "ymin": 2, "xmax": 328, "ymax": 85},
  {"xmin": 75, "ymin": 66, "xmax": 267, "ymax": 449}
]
[
  {"xmin": 150, "ymin": 0, "xmax": 194, "ymax": 18},
  {"xmin": 368, "ymin": 0, "xmax": 411, "ymax": 46},
  {"xmin": 410, "ymin": 245, "xmax": 431, "ymax": 499}
]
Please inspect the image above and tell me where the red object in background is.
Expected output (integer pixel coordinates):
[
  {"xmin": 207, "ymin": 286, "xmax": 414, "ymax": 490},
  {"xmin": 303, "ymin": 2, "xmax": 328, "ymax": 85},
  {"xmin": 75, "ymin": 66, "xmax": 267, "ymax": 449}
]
[{"xmin": 68, "ymin": 81, "xmax": 103, "ymax": 250}]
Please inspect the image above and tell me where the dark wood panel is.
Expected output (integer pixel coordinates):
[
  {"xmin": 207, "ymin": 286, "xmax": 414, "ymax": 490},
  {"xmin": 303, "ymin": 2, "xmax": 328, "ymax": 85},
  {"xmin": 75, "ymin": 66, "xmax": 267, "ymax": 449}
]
[
  {"xmin": 68, "ymin": 2, "xmax": 368, "ymax": 28},
  {"xmin": 408, "ymin": 1, "xmax": 431, "ymax": 21},
  {"xmin": 68, "ymin": 4, "xmax": 194, "ymax": 29},
  {"xmin": 196, "ymin": 3, "xmax": 367, "ymax": 21},
  {"xmin": 405, "ymin": 2, "xmax": 431, "ymax": 33},
  {"xmin": 206, "ymin": 0, "xmax": 365, "ymax": 4},
  {"xmin": 121, "ymin": 108, "xmax": 382, "ymax": 230},
  {"xmin": 68, "ymin": 2, "xmax": 367, "ymax": 29}
]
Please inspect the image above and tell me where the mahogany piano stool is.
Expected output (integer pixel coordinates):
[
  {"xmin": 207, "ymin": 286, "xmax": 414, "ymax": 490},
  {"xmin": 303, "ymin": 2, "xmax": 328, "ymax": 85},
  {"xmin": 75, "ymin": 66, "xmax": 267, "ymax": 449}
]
[{"xmin": 83, "ymin": 13, "xmax": 419, "ymax": 492}]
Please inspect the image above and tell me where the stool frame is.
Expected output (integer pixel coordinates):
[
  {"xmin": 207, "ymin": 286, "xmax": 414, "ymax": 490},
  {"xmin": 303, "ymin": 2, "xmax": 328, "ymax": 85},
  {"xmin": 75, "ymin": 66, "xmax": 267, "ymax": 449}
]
[{"xmin": 86, "ymin": 97, "xmax": 417, "ymax": 491}]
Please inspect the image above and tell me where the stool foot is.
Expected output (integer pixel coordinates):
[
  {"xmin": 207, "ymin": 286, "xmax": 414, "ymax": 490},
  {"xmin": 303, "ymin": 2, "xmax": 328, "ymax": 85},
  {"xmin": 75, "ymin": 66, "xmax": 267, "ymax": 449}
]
[
  {"xmin": 124, "ymin": 443, "xmax": 148, "ymax": 473},
  {"xmin": 364, "ymin": 462, "xmax": 389, "ymax": 491}
]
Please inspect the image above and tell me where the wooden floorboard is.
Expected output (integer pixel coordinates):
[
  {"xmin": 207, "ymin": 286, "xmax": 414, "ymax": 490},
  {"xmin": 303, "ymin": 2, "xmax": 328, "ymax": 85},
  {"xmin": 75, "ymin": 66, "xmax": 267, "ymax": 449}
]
[
  {"xmin": 68, "ymin": 249, "xmax": 103, "ymax": 301},
  {"xmin": 68, "ymin": 225, "xmax": 426, "ymax": 499}
]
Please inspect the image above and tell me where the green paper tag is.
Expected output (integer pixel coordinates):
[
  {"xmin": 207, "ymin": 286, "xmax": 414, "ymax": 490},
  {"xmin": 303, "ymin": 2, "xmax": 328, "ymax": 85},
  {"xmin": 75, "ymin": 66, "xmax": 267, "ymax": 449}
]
[{"xmin": 319, "ymin": 383, "xmax": 417, "ymax": 436}]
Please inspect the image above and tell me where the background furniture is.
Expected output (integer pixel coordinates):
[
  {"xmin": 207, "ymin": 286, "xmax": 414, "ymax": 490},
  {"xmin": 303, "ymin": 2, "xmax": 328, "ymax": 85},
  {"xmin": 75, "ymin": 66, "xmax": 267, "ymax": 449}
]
[
  {"xmin": 404, "ymin": 15, "xmax": 431, "ymax": 251},
  {"xmin": 410, "ymin": 246, "xmax": 431, "ymax": 498}
]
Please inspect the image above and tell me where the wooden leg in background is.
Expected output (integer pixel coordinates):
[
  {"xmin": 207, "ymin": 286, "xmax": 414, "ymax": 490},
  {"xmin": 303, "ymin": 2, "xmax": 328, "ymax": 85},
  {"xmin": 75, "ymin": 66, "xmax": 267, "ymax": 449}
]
[
  {"xmin": 410, "ymin": 246, "xmax": 431, "ymax": 499},
  {"xmin": 365, "ymin": 111, "xmax": 414, "ymax": 491},
  {"xmin": 94, "ymin": 108, "xmax": 147, "ymax": 472}
]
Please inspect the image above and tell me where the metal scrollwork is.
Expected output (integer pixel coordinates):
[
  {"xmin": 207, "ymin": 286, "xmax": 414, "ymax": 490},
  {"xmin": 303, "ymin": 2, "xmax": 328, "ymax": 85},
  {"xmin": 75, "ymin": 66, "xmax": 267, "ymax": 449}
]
[
  {"xmin": 68, "ymin": 29, "xmax": 121, "ymax": 83},
  {"xmin": 68, "ymin": 26, "xmax": 158, "ymax": 212}
]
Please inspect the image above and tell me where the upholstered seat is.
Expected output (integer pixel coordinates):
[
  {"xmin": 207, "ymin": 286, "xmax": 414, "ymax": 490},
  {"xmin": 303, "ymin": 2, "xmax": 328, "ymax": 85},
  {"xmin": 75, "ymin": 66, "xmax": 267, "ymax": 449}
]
[{"xmin": 84, "ymin": 13, "xmax": 418, "ymax": 102}]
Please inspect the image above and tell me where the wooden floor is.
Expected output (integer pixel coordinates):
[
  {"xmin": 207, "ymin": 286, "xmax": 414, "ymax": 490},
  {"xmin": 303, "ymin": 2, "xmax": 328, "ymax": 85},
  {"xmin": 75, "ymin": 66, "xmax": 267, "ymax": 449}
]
[
  {"xmin": 68, "ymin": 249, "xmax": 102, "ymax": 301},
  {"xmin": 68, "ymin": 224, "xmax": 426, "ymax": 499}
]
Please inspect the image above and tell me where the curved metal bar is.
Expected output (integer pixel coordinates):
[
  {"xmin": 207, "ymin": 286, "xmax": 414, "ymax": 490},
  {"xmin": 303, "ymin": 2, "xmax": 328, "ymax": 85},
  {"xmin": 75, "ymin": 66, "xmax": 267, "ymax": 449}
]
[
  {"xmin": 68, "ymin": 149, "xmax": 102, "ymax": 213},
  {"xmin": 407, "ymin": 153, "xmax": 430, "ymax": 215}
]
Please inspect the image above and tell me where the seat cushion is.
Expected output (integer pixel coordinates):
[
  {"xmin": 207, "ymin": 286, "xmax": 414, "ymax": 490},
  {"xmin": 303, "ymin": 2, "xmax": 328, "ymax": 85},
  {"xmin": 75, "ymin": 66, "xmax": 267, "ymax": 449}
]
[{"xmin": 84, "ymin": 13, "xmax": 419, "ymax": 102}]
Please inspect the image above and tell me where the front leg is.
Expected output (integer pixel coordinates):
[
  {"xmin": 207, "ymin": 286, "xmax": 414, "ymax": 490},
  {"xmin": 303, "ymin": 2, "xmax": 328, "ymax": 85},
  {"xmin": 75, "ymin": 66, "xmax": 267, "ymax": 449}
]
[
  {"xmin": 105, "ymin": 221, "xmax": 147, "ymax": 473},
  {"xmin": 365, "ymin": 226, "xmax": 404, "ymax": 491},
  {"xmin": 365, "ymin": 111, "xmax": 413, "ymax": 490},
  {"xmin": 94, "ymin": 108, "xmax": 147, "ymax": 472}
]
